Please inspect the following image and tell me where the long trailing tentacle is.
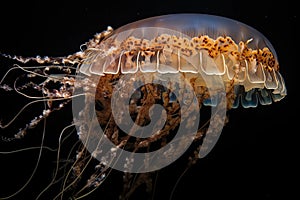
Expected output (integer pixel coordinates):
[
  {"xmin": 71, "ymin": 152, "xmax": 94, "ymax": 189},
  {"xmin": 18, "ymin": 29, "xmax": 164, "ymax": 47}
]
[{"xmin": 0, "ymin": 52, "xmax": 82, "ymax": 138}]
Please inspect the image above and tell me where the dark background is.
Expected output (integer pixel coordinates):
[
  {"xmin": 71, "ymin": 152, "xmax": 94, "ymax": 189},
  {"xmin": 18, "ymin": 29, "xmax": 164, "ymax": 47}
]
[{"xmin": 0, "ymin": 0, "xmax": 297, "ymax": 200}]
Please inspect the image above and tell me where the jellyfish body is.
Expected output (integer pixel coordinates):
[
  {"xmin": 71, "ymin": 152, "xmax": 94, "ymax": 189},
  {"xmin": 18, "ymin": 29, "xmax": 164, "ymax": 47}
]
[
  {"xmin": 0, "ymin": 13, "xmax": 286, "ymax": 200},
  {"xmin": 80, "ymin": 13, "xmax": 286, "ymax": 108}
]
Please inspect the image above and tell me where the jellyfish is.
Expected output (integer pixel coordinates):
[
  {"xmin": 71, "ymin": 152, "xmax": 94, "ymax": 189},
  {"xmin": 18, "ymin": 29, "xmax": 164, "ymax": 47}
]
[{"xmin": 0, "ymin": 13, "xmax": 286, "ymax": 200}]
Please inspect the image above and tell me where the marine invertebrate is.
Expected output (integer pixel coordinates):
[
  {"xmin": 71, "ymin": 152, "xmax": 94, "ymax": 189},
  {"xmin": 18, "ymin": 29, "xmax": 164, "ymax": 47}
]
[{"xmin": 0, "ymin": 14, "xmax": 286, "ymax": 199}]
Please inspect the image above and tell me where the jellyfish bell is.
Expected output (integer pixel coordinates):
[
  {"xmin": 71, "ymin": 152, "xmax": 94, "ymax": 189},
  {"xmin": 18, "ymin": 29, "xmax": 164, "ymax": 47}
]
[{"xmin": 0, "ymin": 13, "xmax": 286, "ymax": 199}]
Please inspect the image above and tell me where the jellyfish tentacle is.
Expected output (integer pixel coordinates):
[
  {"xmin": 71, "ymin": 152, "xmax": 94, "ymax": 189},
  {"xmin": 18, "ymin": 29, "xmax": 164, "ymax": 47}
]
[
  {"xmin": 35, "ymin": 123, "xmax": 76, "ymax": 200},
  {"xmin": 0, "ymin": 114, "xmax": 47, "ymax": 200},
  {"xmin": 0, "ymin": 60, "xmax": 80, "ymax": 141}
]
